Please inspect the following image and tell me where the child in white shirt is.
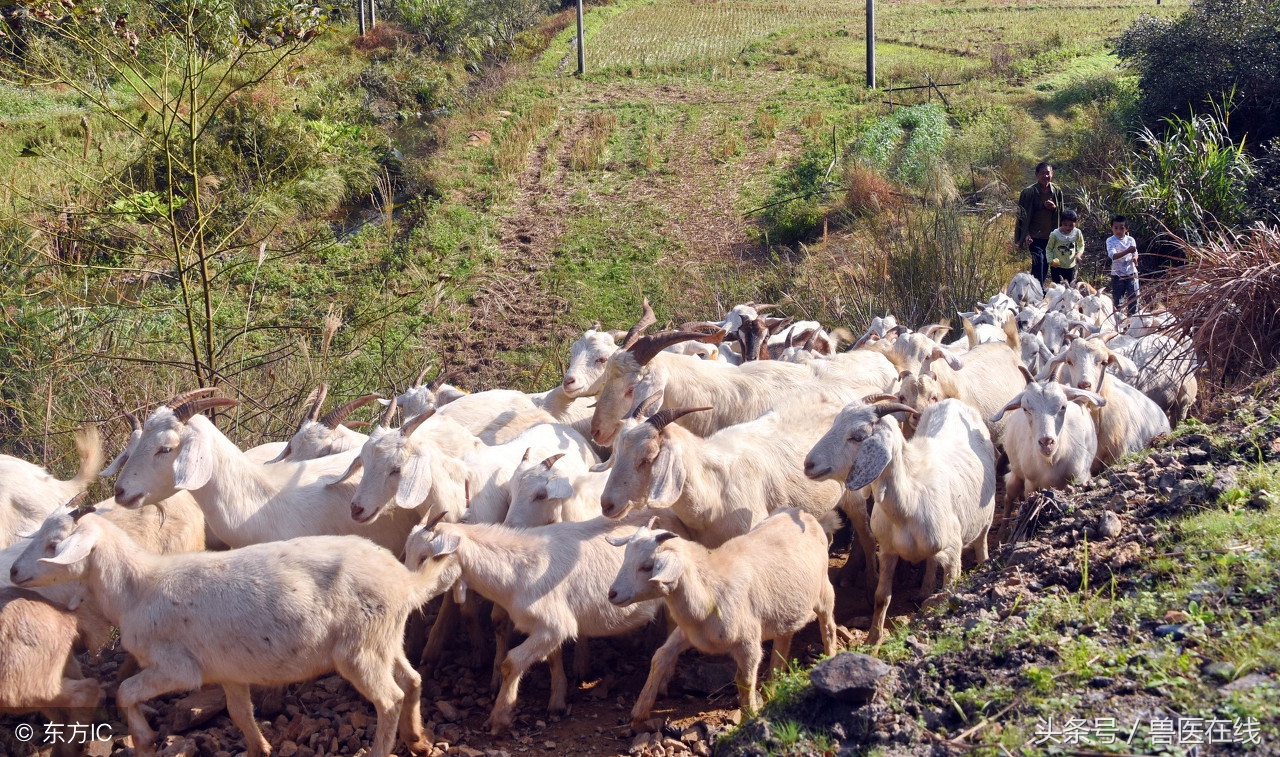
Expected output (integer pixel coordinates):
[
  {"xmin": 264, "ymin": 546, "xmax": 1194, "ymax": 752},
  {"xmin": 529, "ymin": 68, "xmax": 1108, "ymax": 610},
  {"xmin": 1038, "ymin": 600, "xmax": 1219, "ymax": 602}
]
[{"xmin": 1106, "ymin": 215, "xmax": 1139, "ymax": 317}]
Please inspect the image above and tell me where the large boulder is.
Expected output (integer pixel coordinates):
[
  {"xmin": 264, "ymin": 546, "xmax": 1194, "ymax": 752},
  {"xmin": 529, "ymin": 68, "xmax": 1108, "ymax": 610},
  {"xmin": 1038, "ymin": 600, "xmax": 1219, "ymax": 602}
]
[{"xmin": 809, "ymin": 652, "xmax": 892, "ymax": 705}]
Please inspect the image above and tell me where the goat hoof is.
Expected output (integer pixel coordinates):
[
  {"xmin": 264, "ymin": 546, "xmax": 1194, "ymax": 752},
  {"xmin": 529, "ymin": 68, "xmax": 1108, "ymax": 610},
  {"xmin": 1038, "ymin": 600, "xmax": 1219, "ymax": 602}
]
[
  {"xmin": 405, "ymin": 736, "xmax": 432, "ymax": 756},
  {"xmin": 485, "ymin": 712, "xmax": 514, "ymax": 735}
]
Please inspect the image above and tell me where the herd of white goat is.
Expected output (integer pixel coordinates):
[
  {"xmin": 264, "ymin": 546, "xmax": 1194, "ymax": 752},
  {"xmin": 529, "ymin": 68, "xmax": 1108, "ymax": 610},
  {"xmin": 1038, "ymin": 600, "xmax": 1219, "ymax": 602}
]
[{"xmin": 0, "ymin": 273, "xmax": 1195, "ymax": 757}]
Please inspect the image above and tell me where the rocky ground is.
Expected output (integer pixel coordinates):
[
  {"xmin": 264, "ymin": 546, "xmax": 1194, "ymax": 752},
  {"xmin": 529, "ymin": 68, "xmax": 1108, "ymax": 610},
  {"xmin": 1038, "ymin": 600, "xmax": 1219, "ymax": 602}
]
[{"xmin": 719, "ymin": 381, "xmax": 1280, "ymax": 756}]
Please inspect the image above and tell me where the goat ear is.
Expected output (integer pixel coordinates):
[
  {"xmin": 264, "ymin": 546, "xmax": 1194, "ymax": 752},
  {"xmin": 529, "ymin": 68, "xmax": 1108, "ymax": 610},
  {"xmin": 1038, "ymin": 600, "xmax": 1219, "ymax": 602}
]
[
  {"xmin": 605, "ymin": 533, "xmax": 632, "ymax": 547},
  {"xmin": 1106, "ymin": 351, "xmax": 1139, "ymax": 377},
  {"xmin": 930, "ymin": 347, "xmax": 964, "ymax": 371},
  {"xmin": 397, "ymin": 451, "xmax": 434, "ymax": 509},
  {"xmin": 628, "ymin": 368, "xmax": 668, "ymax": 419},
  {"xmin": 39, "ymin": 521, "xmax": 100, "ymax": 566},
  {"xmin": 647, "ymin": 440, "xmax": 685, "ymax": 507},
  {"xmin": 589, "ymin": 459, "xmax": 613, "ymax": 473},
  {"xmin": 99, "ymin": 448, "xmax": 129, "ymax": 478},
  {"xmin": 649, "ymin": 550, "xmax": 683, "ymax": 590},
  {"xmin": 430, "ymin": 530, "xmax": 461, "ymax": 558},
  {"xmin": 173, "ymin": 419, "xmax": 215, "ymax": 490},
  {"xmin": 427, "ymin": 457, "xmax": 468, "ymax": 517},
  {"xmin": 845, "ymin": 427, "xmax": 893, "ymax": 491},
  {"xmin": 327, "ymin": 456, "xmax": 362, "ymax": 488},
  {"xmin": 990, "ymin": 395, "xmax": 1025, "ymax": 423},
  {"xmin": 1063, "ymin": 387, "xmax": 1107, "ymax": 408},
  {"xmin": 545, "ymin": 477, "xmax": 574, "ymax": 501}
]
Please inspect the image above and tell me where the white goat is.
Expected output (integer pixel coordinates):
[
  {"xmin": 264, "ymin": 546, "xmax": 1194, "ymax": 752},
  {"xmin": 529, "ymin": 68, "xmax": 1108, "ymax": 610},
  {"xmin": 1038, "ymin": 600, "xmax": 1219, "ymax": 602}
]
[
  {"xmin": 505, "ymin": 452, "xmax": 605, "ymax": 528},
  {"xmin": 561, "ymin": 299, "xmax": 658, "ymax": 397},
  {"xmin": 805, "ymin": 399, "xmax": 996, "ymax": 645},
  {"xmin": 1042, "ymin": 337, "xmax": 1171, "ymax": 470},
  {"xmin": 1107, "ymin": 333, "xmax": 1198, "ymax": 425},
  {"xmin": 989, "ymin": 370, "xmax": 1106, "ymax": 530},
  {"xmin": 342, "ymin": 406, "xmax": 596, "ymax": 527},
  {"xmin": 0, "ymin": 425, "xmax": 102, "ymax": 549},
  {"xmin": 0, "ymin": 587, "xmax": 103, "ymax": 750},
  {"xmin": 590, "ymin": 330, "xmax": 896, "ymax": 446},
  {"xmin": 265, "ymin": 385, "xmax": 378, "ymax": 463},
  {"xmin": 895, "ymin": 333, "xmax": 1026, "ymax": 445},
  {"xmin": 403, "ymin": 511, "xmax": 680, "ymax": 733},
  {"xmin": 12, "ymin": 513, "xmax": 431, "ymax": 757},
  {"xmin": 607, "ymin": 510, "xmax": 836, "ymax": 725},
  {"xmin": 600, "ymin": 389, "xmax": 873, "ymax": 584},
  {"xmin": 110, "ymin": 393, "xmax": 418, "ymax": 551},
  {"xmin": 1006, "ymin": 272, "xmax": 1044, "ymax": 306}
]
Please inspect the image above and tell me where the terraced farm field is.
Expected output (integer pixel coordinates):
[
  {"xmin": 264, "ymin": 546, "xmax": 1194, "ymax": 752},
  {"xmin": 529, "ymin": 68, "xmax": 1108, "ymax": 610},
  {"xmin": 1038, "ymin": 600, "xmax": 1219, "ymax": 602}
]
[{"xmin": 583, "ymin": 0, "xmax": 1185, "ymax": 70}]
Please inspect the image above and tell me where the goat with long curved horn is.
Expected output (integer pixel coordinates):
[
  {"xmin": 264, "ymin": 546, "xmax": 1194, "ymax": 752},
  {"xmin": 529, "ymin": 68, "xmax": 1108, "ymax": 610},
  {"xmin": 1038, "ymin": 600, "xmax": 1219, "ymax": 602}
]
[
  {"xmin": 378, "ymin": 397, "xmax": 399, "ymax": 429},
  {"xmin": 164, "ymin": 387, "xmax": 218, "ymax": 410},
  {"xmin": 628, "ymin": 329, "xmax": 725, "ymax": 367},
  {"xmin": 320, "ymin": 394, "xmax": 383, "ymax": 430},
  {"xmin": 172, "ymin": 397, "xmax": 239, "ymax": 423},
  {"xmin": 621, "ymin": 298, "xmax": 658, "ymax": 349},
  {"xmin": 646, "ymin": 406, "xmax": 712, "ymax": 431},
  {"xmin": 428, "ymin": 369, "xmax": 463, "ymax": 392}
]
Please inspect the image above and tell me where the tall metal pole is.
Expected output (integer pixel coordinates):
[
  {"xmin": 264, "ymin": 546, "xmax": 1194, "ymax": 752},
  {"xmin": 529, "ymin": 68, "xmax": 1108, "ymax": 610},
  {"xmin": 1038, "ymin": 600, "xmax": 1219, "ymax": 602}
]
[
  {"xmin": 576, "ymin": 0, "xmax": 586, "ymax": 75},
  {"xmin": 866, "ymin": 0, "xmax": 875, "ymax": 89},
  {"xmin": 357, "ymin": 0, "xmax": 366, "ymax": 36},
  {"xmin": 369, "ymin": 0, "xmax": 375, "ymax": 29}
]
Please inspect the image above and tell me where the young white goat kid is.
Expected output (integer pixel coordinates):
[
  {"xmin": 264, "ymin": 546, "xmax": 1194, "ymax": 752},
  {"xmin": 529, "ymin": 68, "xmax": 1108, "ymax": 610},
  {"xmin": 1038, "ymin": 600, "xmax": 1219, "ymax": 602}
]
[
  {"xmin": 11, "ymin": 512, "xmax": 432, "ymax": 757},
  {"xmin": 607, "ymin": 510, "xmax": 836, "ymax": 726},
  {"xmin": 990, "ymin": 369, "xmax": 1106, "ymax": 530},
  {"xmin": 403, "ymin": 511, "xmax": 677, "ymax": 734},
  {"xmin": 805, "ymin": 399, "xmax": 996, "ymax": 645}
]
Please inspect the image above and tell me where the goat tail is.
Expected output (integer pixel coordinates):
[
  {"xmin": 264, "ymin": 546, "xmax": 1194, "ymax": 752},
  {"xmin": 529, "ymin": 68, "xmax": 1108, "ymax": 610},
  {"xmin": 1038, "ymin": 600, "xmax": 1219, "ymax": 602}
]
[{"xmin": 72, "ymin": 424, "xmax": 105, "ymax": 490}]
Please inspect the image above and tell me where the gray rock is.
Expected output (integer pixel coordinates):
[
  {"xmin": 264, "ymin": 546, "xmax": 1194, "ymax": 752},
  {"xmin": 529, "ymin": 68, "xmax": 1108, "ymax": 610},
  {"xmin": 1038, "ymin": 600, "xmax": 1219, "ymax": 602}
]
[
  {"xmin": 676, "ymin": 659, "xmax": 737, "ymax": 695},
  {"xmin": 1219, "ymin": 673, "xmax": 1272, "ymax": 693},
  {"xmin": 808, "ymin": 652, "xmax": 892, "ymax": 704},
  {"xmin": 1201, "ymin": 662, "xmax": 1235, "ymax": 682},
  {"xmin": 1096, "ymin": 511, "xmax": 1123, "ymax": 540}
]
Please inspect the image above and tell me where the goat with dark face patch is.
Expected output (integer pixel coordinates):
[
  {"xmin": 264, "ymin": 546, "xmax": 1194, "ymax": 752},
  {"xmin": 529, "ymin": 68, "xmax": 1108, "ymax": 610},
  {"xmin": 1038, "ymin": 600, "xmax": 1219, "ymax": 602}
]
[{"xmin": 805, "ymin": 398, "xmax": 996, "ymax": 645}]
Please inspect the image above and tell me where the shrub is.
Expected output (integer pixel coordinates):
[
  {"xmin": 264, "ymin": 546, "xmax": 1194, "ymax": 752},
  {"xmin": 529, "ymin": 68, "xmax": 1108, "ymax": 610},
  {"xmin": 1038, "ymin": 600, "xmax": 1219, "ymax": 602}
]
[
  {"xmin": 1115, "ymin": 0, "xmax": 1280, "ymax": 144},
  {"xmin": 843, "ymin": 162, "xmax": 898, "ymax": 218},
  {"xmin": 835, "ymin": 205, "xmax": 1019, "ymax": 329},
  {"xmin": 1154, "ymin": 223, "xmax": 1280, "ymax": 386},
  {"xmin": 1112, "ymin": 106, "xmax": 1255, "ymax": 242}
]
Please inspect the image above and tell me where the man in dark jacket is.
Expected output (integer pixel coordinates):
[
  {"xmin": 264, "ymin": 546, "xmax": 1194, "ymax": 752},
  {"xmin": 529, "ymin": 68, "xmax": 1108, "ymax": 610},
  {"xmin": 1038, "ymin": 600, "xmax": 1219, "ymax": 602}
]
[{"xmin": 1014, "ymin": 162, "xmax": 1063, "ymax": 286}]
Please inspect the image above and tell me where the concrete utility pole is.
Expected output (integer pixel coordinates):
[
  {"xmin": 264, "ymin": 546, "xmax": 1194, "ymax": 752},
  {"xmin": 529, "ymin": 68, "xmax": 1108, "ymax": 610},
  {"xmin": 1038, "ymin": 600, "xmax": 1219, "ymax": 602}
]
[
  {"xmin": 369, "ymin": 0, "xmax": 376, "ymax": 29},
  {"xmin": 576, "ymin": 0, "xmax": 586, "ymax": 75},
  {"xmin": 357, "ymin": 0, "xmax": 366, "ymax": 35},
  {"xmin": 866, "ymin": 0, "xmax": 875, "ymax": 89}
]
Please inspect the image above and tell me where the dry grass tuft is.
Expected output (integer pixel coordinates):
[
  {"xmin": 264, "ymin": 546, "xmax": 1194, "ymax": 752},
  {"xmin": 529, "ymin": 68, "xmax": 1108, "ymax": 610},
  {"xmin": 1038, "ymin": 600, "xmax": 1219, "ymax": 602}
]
[
  {"xmin": 843, "ymin": 162, "xmax": 899, "ymax": 217},
  {"xmin": 1155, "ymin": 223, "xmax": 1280, "ymax": 387}
]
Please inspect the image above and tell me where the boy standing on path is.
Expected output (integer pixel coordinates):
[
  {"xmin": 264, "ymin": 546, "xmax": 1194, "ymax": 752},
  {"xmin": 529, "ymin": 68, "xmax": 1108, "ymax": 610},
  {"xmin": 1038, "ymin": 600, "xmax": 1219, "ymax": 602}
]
[
  {"xmin": 1014, "ymin": 162, "xmax": 1064, "ymax": 285},
  {"xmin": 1107, "ymin": 214, "xmax": 1140, "ymax": 317},
  {"xmin": 1047, "ymin": 209, "xmax": 1084, "ymax": 284}
]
